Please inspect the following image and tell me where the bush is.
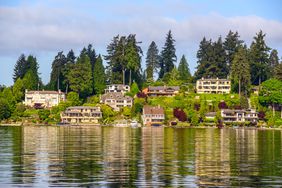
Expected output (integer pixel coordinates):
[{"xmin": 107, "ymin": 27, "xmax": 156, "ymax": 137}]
[{"xmin": 173, "ymin": 108, "xmax": 187, "ymax": 122}]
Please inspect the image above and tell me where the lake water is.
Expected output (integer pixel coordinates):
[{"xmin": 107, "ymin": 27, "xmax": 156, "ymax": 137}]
[{"xmin": 0, "ymin": 126, "xmax": 282, "ymax": 187}]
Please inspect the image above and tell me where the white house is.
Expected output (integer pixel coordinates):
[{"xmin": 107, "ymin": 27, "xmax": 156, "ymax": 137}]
[
  {"xmin": 24, "ymin": 90, "xmax": 65, "ymax": 108},
  {"xmin": 104, "ymin": 84, "xmax": 130, "ymax": 94},
  {"xmin": 196, "ymin": 78, "xmax": 231, "ymax": 94}
]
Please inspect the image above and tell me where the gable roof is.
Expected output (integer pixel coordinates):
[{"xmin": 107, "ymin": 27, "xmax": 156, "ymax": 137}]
[
  {"xmin": 26, "ymin": 90, "xmax": 65, "ymax": 95},
  {"xmin": 101, "ymin": 92, "xmax": 133, "ymax": 101},
  {"xmin": 143, "ymin": 105, "xmax": 164, "ymax": 115},
  {"xmin": 148, "ymin": 86, "xmax": 180, "ymax": 91}
]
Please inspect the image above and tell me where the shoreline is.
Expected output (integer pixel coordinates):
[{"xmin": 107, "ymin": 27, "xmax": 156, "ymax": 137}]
[{"xmin": 1, "ymin": 123, "xmax": 281, "ymax": 130}]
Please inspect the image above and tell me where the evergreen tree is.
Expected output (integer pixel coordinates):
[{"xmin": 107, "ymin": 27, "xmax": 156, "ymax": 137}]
[
  {"xmin": 231, "ymin": 47, "xmax": 251, "ymax": 96},
  {"xmin": 23, "ymin": 70, "xmax": 38, "ymax": 90},
  {"xmin": 274, "ymin": 63, "xmax": 282, "ymax": 81},
  {"xmin": 105, "ymin": 34, "xmax": 142, "ymax": 85},
  {"xmin": 194, "ymin": 37, "xmax": 212, "ymax": 80},
  {"xmin": 194, "ymin": 37, "xmax": 228, "ymax": 79},
  {"xmin": 212, "ymin": 37, "xmax": 228, "ymax": 78},
  {"xmin": 26, "ymin": 55, "xmax": 40, "ymax": 88},
  {"xmin": 249, "ymin": 30, "xmax": 271, "ymax": 85},
  {"xmin": 223, "ymin": 30, "xmax": 244, "ymax": 72},
  {"xmin": 178, "ymin": 55, "xmax": 191, "ymax": 82},
  {"xmin": 63, "ymin": 50, "xmax": 76, "ymax": 93},
  {"xmin": 86, "ymin": 44, "xmax": 97, "ymax": 93},
  {"xmin": 268, "ymin": 49, "xmax": 279, "ymax": 77},
  {"xmin": 66, "ymin": 53, "xmax": 93, "ymax": 98},
  {"xmin": 104, "ymin": 35, "xmax": 124, "ymax": 84},
  {"xmin": 125, "ymin": 34, "xmax": 143, "ymax": 85},
  {"xmin": 66, "ymin": 49, "xmax": 76, "ymax": 64},
  {"xmin": 145, "ymin": 41, "xmax": 159, "ymax": 81},
  {"xmin": 159, "ymin": 30, "xmax": 177, "ymax": 79},
  {"xmin": 93, "ymin": 55, "xmax": 106, "ymax": 94},
  {"xmin": 13, "ymin": 54, "xmax": 27, "ymax": 82},
  {"xmin": 49, "ymin": 51, "xmax": 67, "ymax": 91},
  {"xmin": 13, "ymin": 78, "xmax": 24, "ymax": 102}
]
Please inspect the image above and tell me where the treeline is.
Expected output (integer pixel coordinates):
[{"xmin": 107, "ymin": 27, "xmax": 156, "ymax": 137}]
[
  {"xmin": 9, "ymin": 29, "xmax": 282, "ymax": 100},
  {"xmin": 0, "ymin": 30, "xmax": 281, "ymax": 106}
]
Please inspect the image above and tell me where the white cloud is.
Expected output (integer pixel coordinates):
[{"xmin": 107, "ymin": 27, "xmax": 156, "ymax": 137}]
[{"xmin": 1, "ymin": 2, "xmax": 282, "ymax": 85}]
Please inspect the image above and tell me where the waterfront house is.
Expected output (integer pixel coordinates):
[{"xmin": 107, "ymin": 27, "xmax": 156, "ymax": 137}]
[
  {"xmin": 142, "ymin": 105, "xmax": 165, "ymax": 126},
  {"xmin": 196, "ymin": 78, "xmax": 231, "ymax": 94},
  {"xmin": 24, "ymin": 89, "xmax": 65, "ymax": 108},
  {"xmin": 205, "ymin": 112, "xmax": 217, "ymax": 121},
  {"xmin": 143, "ymin": 86, "xmax": 180, "ymax": 97},
  {"xmin": 100, "ymin": 92, "xmax": 133, "ymax": 111},
  {"xmin": 60, "ymin": 106, "xmax": 102, "ymax": 124},
  {"xmin": 104, "ymin": 84, "xmax": 130, "ymax": 94},
  {"xmin": 221, "ymin": 109, "xmax": 258, "ymax": 123}
]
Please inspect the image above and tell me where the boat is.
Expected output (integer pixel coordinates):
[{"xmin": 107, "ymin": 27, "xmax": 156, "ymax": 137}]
[{"xmin": 130, "ymin": 120, "xmax": 140, "ymax": 128}]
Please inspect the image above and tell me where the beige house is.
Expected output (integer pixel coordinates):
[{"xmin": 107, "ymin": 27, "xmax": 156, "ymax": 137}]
[
  {"xmin": 196, "ymin": 78, "xmax": 231, "ymax": 94},
  {"xmin": 143, "ymin": 86, "xmax": 180, "ymax": 97},
  {"xmin": 24, "ymin": 90, "xmax": 65, "ymax": 108},
  {"xmin": 221, "ymin": 109, "xmax": 258, "ymax": 123},
  {"xmin": 100, "ymin": 92, "xmax": 133, "ymax": 111},
  {"xmin": 104, "ymin": 84, "xmax": 130, "ymax": 94},
  {"xmin": 142, "ymin": 105, "xmax": 165, "ymax": 126},
  {"xmin": 60, "ymin": 106, "xmax": 102, "ymax": 124}
]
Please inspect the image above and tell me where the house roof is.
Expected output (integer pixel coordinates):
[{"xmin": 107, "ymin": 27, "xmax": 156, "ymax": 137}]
[
  {"xmin": 198, "ymin": 77, "xmax": 230, "ymax": 82},
  {"xmin": 143, "ymin": 105, "xmax": 164, "ymax": 115},
  {"xmin": 67, "ymin": 106, "xmax": 100, "ymax": 110},
  {"xmin": 148, "ymin": 86, "xmax": 180, "ymax": 91},
  {"xmin": 205, "ymin": 112, "xmax": 216, "ymax": 117},
  {"xmin": 26, "ymin": 90, "xmax": 65, "ymax": 95},
  {"xmin": 101, "ymin": 92, "xmax": 133, "ymax": 101}
]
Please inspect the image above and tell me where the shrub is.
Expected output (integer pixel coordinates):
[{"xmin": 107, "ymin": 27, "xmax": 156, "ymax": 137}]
[{"xmin": 173, "ymin": 108, "xmax": 187, "ymax": 122}]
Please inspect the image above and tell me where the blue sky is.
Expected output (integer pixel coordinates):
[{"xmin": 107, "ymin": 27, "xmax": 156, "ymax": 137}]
[{"xmin": 0, "ymin": 0, "xmax": 282, "ymax": 86}]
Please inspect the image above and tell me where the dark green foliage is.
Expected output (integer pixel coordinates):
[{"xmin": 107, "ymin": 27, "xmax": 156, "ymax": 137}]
[
  {"xmin": 13, "ymin": 54, "xmax": 27, "ymax": 82},
  {"xmin": 194, "ymin": 37, "xmax": 228, "ymax": 80},
  {"xmin": 268, "ymin": 49, "xmax": 279, "ymax": 77},
  {"xmin": 223, "ymin": 30, "xmax": 244, "ymax": 72},
  {"xmin": 274, "ymin": 63, "xmax": 282, "ymax": 81},
  {"xmin": 85, "ymin": 44, "xmax": 97, "ymax": 92},
  {"xmin": 145, "ymin": 41, "xmax": 159, "ymax": 81},
  {"xmin": 13, "ymin": 54, "xmax": 41, "ymax": 90},
  {"xmin": 249, "ymin": 30, "xmax": 271, "ymax": 85},
  {"xmin": 105, "ymin": 34, "xmax": 142, "ymax": 85},
  {"xmin": 178, "ymin": 55, "xmax": 191, "ymax": 82},
  {"xmin": 231, "ymin": 47, "xmax": 251, "ymax": 96},
  {"xmin": 66, "ymin": 54, "xmax": 93, "ymax": 98},
  {"xmin": 0, "ymin": 98, "xmax": 11, "ymax": 120},
  {"xmin": 125, "ymin": 34, "xmax": 143, "ymax": 85},
  {"xmin": 93, "ymin": 55, "xmax": 106, "ymax": 94},
  {"xmin": 49, "ymin": 51, "xmax": 67, "ymax": 91},
  {"xmin": 66, "ymin": 49, "xmax": 76, "ymax": 64},
  {"xmin": 159, "ymin": 30, "xmax": 177, "ymax": 79}
]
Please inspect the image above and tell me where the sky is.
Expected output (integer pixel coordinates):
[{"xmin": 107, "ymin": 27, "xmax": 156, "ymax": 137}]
[{"xmin": 0, "ymin": 0, "xmax": 282, "ymax": 86}]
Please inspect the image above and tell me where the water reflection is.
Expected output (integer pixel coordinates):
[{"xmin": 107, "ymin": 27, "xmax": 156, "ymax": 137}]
[{"xmin": 0, "ymin": 126, "xmax": 282, "ymax": 187}]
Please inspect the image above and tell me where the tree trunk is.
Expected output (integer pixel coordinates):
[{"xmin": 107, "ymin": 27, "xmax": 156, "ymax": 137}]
[
  {"xmin": 129, "ymin": 69, "xmax": 132, "ymax": 86},
  {"xmin": 258, "ymin": 76, "xmax": 261, "ymax": 92},
  {"xmin": 273, "ymin": 103, "xmax": 275, "ymax": 117},
  {"xmin": 122, "ymin": 69, "xmax": 125, "ymax": 85},
  {"xmin": 239, "ymin": 79, "xmax": 241, "ymax": 98}
]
